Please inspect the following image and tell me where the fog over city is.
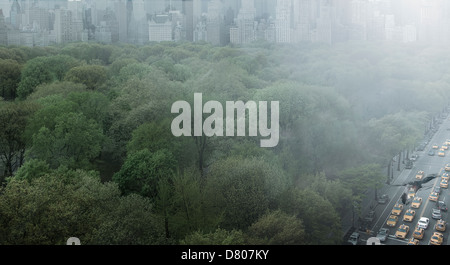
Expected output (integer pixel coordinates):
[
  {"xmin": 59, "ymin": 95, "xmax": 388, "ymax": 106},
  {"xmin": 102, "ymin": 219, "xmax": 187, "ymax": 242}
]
[
  {"xmin": 3, "ymin": 0, "xmax": 450, "ymax": 250},
  {"xmin": 1, "ymin": 0, "xmax": 450, "ymax": 47}
]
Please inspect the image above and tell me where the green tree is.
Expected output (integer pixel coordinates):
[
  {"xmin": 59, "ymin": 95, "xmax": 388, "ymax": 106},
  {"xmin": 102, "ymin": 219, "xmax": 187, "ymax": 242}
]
[
  {"xmin": 167, "ymin": 168, "xmax": 222, "ymax": 240},
  {"xmin": 246, "ymin": 210, "xmax": 306, "ymax": 245},
  {"xmin": 0, "ymin": 101, "xmax": 37, "ymax": 180},
  {"xmin": 112, "ymin": 148, "xmax": 177, "ymax": 200},
  {"xmin": 64, "ymin": 65, "xmax": 107, "ymax": 90},
  {"xmin": 17, "ymin": 57, "xmax": 53, "ymax": 99},
  {"xmin": 339, "ymin": 163, "xmax": 386, "ymax": 198},
  {"xmin": 180, "ymin": 228, "xmax": 245, "ymax": 245},
  {"xmin": 0, "ymin": 168, "xmax": 168, "ymax": 245},
  {"xmin": 27, "ymin": 112, "xmax": 104, "ymax": 169},
  {"xmin": 0, "ymin": 169, "xmax": 112, "ymax": 244},
  {"xmin": 89, "ymin": 194, "xmax": 168, "ymax": 245},
  {"xmin": 279, "ymin": 188, "xmax": 342, "ymax": 244},
  {"xmin": 0, "ymin": 59, "xmax": 21, "ymax": 100},
  {"xmin": 127, "ymin": 119, "xmax": 196, "ymax": 169},
  {"xmin": 12, "ymin": 159, "xmax": 51, "ymax": 182},
  {"xmin": 204, "ymin": 156, "xmax": 288, "ymax": 230}
]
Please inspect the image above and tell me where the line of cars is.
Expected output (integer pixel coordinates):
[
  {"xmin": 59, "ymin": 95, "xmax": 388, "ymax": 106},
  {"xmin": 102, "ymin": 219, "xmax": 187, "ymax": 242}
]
[
  {"xmin": 380, "ymin": 171, "xmax": 448, "ymax": 245},
  {"xmin": 429, "ymin": 139, "xmax": 450, "ymax": 157}
]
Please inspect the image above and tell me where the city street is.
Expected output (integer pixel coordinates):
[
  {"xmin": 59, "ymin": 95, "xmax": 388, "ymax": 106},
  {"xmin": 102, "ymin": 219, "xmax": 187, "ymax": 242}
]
[{"xmin": 358, "ymin": 116, "xmax": 450, "ymax": 245}]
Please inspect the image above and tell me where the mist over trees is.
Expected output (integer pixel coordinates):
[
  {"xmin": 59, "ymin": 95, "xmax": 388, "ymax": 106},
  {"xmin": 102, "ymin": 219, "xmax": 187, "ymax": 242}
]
[{"xmin": 0, "ymin": 41, "xmax": 448, "ymax": 244}]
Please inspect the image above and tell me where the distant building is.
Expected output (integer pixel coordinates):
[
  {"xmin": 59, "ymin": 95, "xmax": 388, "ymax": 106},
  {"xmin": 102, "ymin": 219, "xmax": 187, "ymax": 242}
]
[
  {"xmin": 53, "ymin": 8, "xmax": 73, "ymax": 44},
  {"xmin": 230, "ymin": 0, "xmax": 257, "ymax": 44},
  {"xmin": 10, "ymin": 0, "xmax": 22, "ymax": 30},
  {"xmin": 275, "ymin": 0, "xmax": 291, "ymax": 43},
  {"xmin": 149, "ymin": 14, "xmax": 172, "ymax": 42},
  {"xmin": 0, "ymin": 9, "xmax": 7, "ymax": 45},
  {"xmin": 95, "ymin": 21, "xmax": 112, "ymax": 43}
]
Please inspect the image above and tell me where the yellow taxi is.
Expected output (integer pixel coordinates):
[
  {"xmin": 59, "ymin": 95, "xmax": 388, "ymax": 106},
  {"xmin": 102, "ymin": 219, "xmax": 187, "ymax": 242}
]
[
  {"xmin": 441, "ymin": 179, "xmax": 448, "ymax": 188},
  {"xmin": 439, "ymin": 150, "xmax": 445, "ymax": 157},
  {"xmin": 443, "ymin": 145, "xmax": 449, "ymax": 150},
  {"xmin": 411, "ymin": 197, "xmax": 422, "ymax": 208},
  {"xmin": 446, "ymin": 139, "xmax": 450, "ymax": 145},
  {"xmin": 391, "ymin": 203, "xmax": 404, "ymax": 215},
  {"xmin": 415, "ymin": 170, "xmax": 425, "ymax": 180},
  {"xmin": 433, "ymin": 144, "xmax": 439, "ymax": 149},
  {"xmin": 403, "ymin": 209, "xmax": 416, "ymax": 222},
  {"xmin": 435, "ymin": 219, "xmax": 447, "ymax": 232},
  {"xmin": 429, "ymin": 232, "xmax": 444, "ymax": 245},
  {"xmin": 395, "ymin": 224, "xmax": 409, "ymax": 239},
  {"xmin": 387, "ymin": 215, "xmax": 398, "ymax": 227},
  {"xmin": 442, "ymin": 173, "xmax": 450, "ymax": 181},
  {"xmin": 412, "ymin": 227, "xmax": 424, "ymax": 240},
  {"xmin": 407, "ymin": 188, "xmax": 416, "ymax": 199},
  {"xmin": 429, "ymin": 192, "xmax": 439, "ymax": 202},
  {"xmin": 446, "ymin": 164, "xmax": 450, "ymax": 171},
  {"xmin": 407, "ymin": 238, "xmax": 419, "ymax": 245}
]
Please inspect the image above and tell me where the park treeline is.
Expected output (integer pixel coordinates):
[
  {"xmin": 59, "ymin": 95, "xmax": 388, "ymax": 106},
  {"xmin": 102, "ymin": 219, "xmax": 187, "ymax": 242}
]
[{"xmin": 0, "ymin": 41, "xmax": 448, "ymax": 245}]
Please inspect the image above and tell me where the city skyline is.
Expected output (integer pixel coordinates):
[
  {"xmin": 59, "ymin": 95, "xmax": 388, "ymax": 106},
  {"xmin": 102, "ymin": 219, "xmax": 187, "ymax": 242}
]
[{"xmin": 1, "ymin": 0, "xmax": 450, "ymax": 47}]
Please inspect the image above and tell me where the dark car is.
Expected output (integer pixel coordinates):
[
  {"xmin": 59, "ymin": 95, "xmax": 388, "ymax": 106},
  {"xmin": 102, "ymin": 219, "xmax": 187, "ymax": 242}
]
[
  {"xmin": 428, "ymin": 150, "xmax": 435, "ymax": 156},
  {"xmin": 364, "ymin": 210, "xmax": 376, "ymax": 223},
  {"xmin": 405, "ymin": 160, "xmax": 413, "ymax": 169},
  {"xmin": 437, "ymin": 201, "xmax": 448, "ymax": 212}
]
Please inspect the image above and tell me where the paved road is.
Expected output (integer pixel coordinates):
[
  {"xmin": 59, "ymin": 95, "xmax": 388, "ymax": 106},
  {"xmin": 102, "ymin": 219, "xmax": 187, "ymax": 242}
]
[{"xmin": 353, "ymin": 115, "xmax": 450, "ymax": 245}]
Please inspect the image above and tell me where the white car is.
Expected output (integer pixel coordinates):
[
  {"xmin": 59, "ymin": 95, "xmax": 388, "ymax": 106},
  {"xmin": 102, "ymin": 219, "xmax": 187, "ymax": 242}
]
[
  {"xmin": 432, "ymin": 208, "xmax": 442, "ymax": 219},
  {"xmin": 417, "ymin": 217, "xmax": 430, "ymax": 229},
  {"xmin": 347, "ymin": 232, "xmax": 360, "ymax": 245}
]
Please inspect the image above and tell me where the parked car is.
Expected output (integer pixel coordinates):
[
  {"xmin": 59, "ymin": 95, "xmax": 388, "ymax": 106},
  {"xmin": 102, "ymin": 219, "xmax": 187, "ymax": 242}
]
[
  {"xmin": 364, "ymin": 210, "xmax": 376, "ymax": 223},
  {"xmin": 347, "ymin": 232, "xmax": 360, "ymax": 245},
  {"xmin": 378, "ymin": 194, "xmax": 389, "ymax": 204},
  {"xmin": 405, "ymin": 160, "xmax": 413, "ymax": 169},
  {"xmin": 376, "ymin": 228, "xmax": 389, "ymax": 242}
]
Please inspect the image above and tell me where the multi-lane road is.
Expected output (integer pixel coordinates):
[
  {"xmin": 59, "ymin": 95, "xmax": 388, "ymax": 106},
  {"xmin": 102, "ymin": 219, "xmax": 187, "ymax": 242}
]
[{"xmin": 361, "ymin": 116, "xmax": 450, "ymax": 245}]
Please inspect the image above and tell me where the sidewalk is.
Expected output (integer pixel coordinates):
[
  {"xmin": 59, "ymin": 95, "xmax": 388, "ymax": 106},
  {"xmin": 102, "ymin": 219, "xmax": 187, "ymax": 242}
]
[{"xmin": 341, "ymin": 159, "xmax": 407, "ymax": 241}]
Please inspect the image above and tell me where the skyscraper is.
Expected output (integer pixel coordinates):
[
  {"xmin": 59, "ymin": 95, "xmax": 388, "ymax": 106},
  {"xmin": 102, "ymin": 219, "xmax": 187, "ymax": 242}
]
[
  {"xmin": 183, "ymin": 0, "xmax": 201, "ymax": 41},
  {"xmin": 53, "ymin": 7, "xmax": 73, "ymax": 43},
  {"xmin": 230, "ymin": 0, "xmax": 256, "ymax": 44},
  {"xmin": 10, "ymin": 0, "xmax": 22, "ymax": 30},
  {"xmin": 129, "ymin": 0, "xmax": 148, "ymax": 44},
  {"xmin": 206, "ymin": 0, "xmax": 223, "ymax": 45},
  {"xmin": 114, "ymin": 0, "xmax": 128, "ymax": 42},
  {"xmin": 0, "ymin": 9, "xmax": 8, "ymax": 45},
  {"xmin": 275, "ymin": 0, "xmax": 291, "ymax": 43}
]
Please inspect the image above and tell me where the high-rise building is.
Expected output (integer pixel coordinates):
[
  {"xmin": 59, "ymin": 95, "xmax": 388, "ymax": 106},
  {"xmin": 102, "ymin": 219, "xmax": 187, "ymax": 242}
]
[
  {"xmin": 230, "ymin": 0, "xmax": 256, "ymax": 44},
  {"xmin": 0, "ymin": 9, "xmax": 8, "ymax": 45},
  {"xmin": 349, "ymin": 0, "xmax": 368, "ymax": 40},
  {"xmin": 53, "ymin": 7, "xmax": 73, "ymax": 43},
  {"xmin": 128, "ymin": 0, "xmax": 148, "ymax": 44},
  {"xmin": 10, "ymin": 0, "xmax": 22, "ymax": 30},
  {"xmin": 291, "ymin": 0, "xmax": 312, "ymax": 42},
  {"xmin": 206, "ymin": 0, "xmax": 223, "ymax": 45},
  {"xmin": 183, "ymin": 0, "xmax": 201, "ymax": 41},
  {"xmin": 28, "ymin": 4, "xmax": 50, "ymax": 30},
  {"xmin": 418, "ymin": 0, "xmax": 441, "ymax": 43},
  {"xmin": 275, "ymin": 0, "xmax": 291, "ymax": 43},
  {"xmin": 114, "ymin": 0, "xmax": 128, "ymax": 42},
  {"xmin": 149, "ymin": 14, "xmax": 172, "ymax": 42}
]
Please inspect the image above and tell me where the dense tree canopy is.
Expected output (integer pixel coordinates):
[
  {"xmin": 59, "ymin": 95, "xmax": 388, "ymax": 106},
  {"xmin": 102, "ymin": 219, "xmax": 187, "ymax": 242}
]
[{"xmin": 0, "ymin": 41, "xmax": 448, "ymax": 245}]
